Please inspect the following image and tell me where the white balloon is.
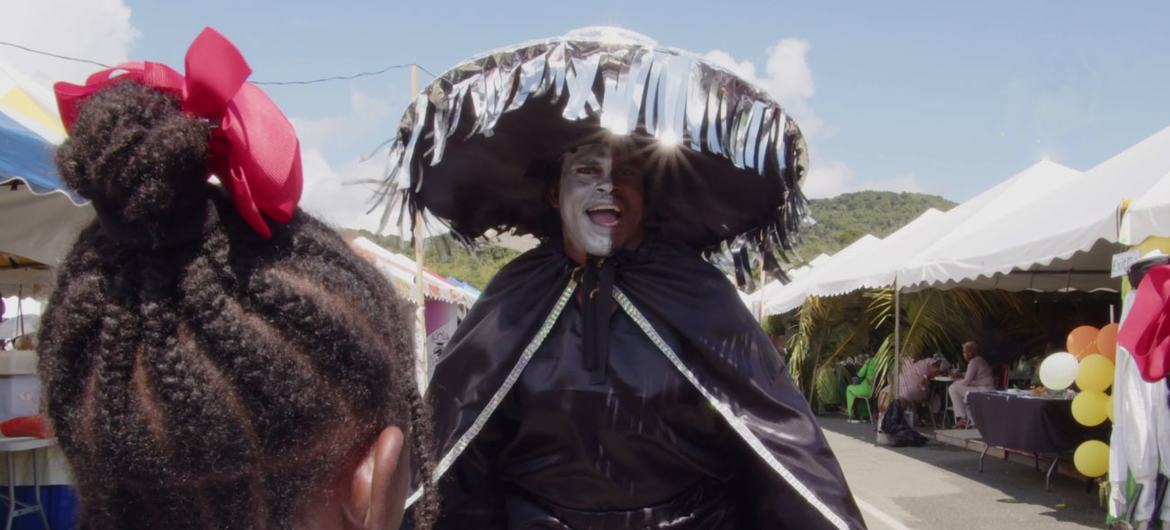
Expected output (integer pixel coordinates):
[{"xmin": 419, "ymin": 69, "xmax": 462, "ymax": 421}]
[{"xmin": 1039, "ymin": 352, "xmax": 1079, "ymax": 390}]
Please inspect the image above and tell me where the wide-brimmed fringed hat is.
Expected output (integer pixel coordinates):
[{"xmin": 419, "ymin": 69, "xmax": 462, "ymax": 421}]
[{"xmin": 377, "ymin": 26, "xmax": 810, "ymax": 275}]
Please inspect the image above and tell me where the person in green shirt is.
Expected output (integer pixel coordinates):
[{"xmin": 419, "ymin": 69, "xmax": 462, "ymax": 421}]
[{"xmin": 846, "ymin": 356, "xmax": 878, "ymax": 421}]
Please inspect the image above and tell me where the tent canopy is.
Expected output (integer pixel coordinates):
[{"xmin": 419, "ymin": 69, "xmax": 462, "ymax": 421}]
[
  {"xmin": 760, "ymin": 232, "xmax": 885, "ymax": 315},
  {"xmin": 893, "ymin": 160, "xmax": 1098, "ymax": 292},
  {"xmin": 350, "ymin": 237, "xmax": 479, "ymax": 307},
  {"xmin": 805, "ymin": 160, "xmax": 1080, "ymax": 297},
  {"xmin": 0, "ymin": 60, "xmax": 93, "ymax": 291},
  {"xmin": 757, "ymin": 126, "xmax": 1170, "ymax": 317},
  {"xmin": 0, "ymin": 59, "xmax": 72, "ymax": 195},
  {"xmin": 1124, "ymin": 164, "xmax": 1170, "ymax": 246},
  {"xmin": 896, "ymin": 127, "xmax": 1170, "ymax": 292}
]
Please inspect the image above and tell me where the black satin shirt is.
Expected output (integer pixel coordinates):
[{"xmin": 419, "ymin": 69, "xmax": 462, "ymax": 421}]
[{"xmin": 459, "ymin": 299, "xmax": 741, "ymax": 529}]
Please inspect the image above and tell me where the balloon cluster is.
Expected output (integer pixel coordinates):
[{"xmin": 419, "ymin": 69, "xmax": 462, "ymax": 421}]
[{"xmin": 1036, "ymin": 324, "xmax": 1119, "ymax": 478}]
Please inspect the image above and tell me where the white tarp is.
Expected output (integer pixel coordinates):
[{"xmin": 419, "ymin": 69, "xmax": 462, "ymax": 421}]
[
  {"xmin": 896, "ymin": 127, "xmax": 1170, "ymax": 292},
  {"xmin": 0, "ymin": 183, "xmax": 93, "ymax": 267},
  {"xmin": 760, "ymin": 233, "xmax": 884, "ymax": 315},
  {"xmin": 894, "ymin": 159, "xmax": 1094, "ymax": 291},
  {"xmin": 808, "ymin": 160, "xmax": 1078, "ymax": 297},
  {"xmin": 349, "ymin": 237, "xmax": 479, "ymax": 307},
  {"xmin": 805, "ymin": 208, "xmax": 948, "ymax": 298},
  {"xmin": 0, "ymin": 59, "xmax": 94, "ymax": 290},
  {"xmin": 1123, "ymin": 166, "xmax": 1170, "ymax": 246}
]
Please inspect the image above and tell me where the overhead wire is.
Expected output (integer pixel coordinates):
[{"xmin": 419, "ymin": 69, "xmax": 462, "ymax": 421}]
[{"xmin": 0, "ymin": 40, "xmax": 437, "ymax": 85}]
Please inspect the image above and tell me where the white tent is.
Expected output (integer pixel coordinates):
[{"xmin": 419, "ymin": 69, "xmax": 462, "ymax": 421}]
[
  {"xmin": 894, "ymin": 160, "xmax": 1097, "ymax": 292},
  {"xmin": 896, "ymin": 127, "xmax": 1170, "ymax": 292},
  {"xmin": 805, "ymin": 160, "xmax": 1080, "ymax": 297},
  {"xmin": 349, "ymin": 237, "xmax": 479, "ymax": 307},
  {"xmin": 760, "ymin": 233, "xmax": 884, "ymax": 315},
  {"xmin": 805, "ymin": 207, "xmax": 948, "ymax": 298},
  {"xmin": 1, "ymin": 184, "xmax": 92, "ymax": 266},
  {"xmin": 1123, "ymin": 165, "xmax": 1170, "ymax": 246},
  {"xmin": 0, "ymin": 59, "xmax": 94, "ymax": 291}
]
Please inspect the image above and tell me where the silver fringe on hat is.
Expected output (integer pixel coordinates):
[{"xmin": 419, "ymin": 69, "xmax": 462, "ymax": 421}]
[{"xmin": 375, "ymin": 27, "xmax": 810, "ymax": 280}]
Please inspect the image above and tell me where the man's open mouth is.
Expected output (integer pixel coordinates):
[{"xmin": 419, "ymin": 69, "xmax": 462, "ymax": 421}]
[{"xmin": 586, "ymin": 204, "xmax": 623, "ymax": 227}]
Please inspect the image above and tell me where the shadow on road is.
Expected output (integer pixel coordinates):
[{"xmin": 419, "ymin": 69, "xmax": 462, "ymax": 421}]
[{"xmin": 819, "ymin": 414, "xmax": 1107, "ymax": 529}]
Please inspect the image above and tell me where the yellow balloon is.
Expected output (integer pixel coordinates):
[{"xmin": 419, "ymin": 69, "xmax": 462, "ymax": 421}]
[
  {"xmin": 1074, "ymin": 440, "xmax": 1110, "ymax": 478},
  {"xmin": 1106, "ymin": 394, "xmax": 1114, "ymax": 422},
  {"xmin": 1072, "ymin": 391, "xmax": 1109, "ymax": 427},
  {"xmin": 1076, "ymin": 354, "xmax": 1115, "ymax": 392}
]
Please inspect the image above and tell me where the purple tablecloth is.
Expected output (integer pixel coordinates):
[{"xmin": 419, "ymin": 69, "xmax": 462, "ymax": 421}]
[{"xmin": 967, "ymin": 391, "xmax": 1110, "ymax": 454}]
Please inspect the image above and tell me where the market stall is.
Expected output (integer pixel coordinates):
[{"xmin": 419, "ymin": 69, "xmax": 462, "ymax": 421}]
[
  {"xmin": 0, "ymin": 60, "xmax": 92, "ymax": 530},
  {"xmin": 0, "ymin": 59, "xmax": 92, "ymax": 281},
  {"xmin": 968, "ymin": 390, "xmax": 1110, "ymax": 490},
  {"xmin": 348, "ymin": 236, "xmax": 479, "ymax": 382}
]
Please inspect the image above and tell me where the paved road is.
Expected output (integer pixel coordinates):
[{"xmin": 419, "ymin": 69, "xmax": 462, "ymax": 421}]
[{"xmin": 820, "ymin": 416, "xmax": 1107, "ymax": 529}]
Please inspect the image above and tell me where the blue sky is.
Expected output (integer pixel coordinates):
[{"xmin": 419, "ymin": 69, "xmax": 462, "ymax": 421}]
[{"xmin": 4, "ymin": 0, "xmax": 1169, "ymax": 228}]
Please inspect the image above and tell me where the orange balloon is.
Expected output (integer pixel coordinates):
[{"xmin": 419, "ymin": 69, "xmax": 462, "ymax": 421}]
[
  {"xmin": 1068, "ymin": 325, "xmax": 1100, "ymax": 360},
  {"xmin": 1096, "ymin": 324, "xmax": 1119, "ymax": 362}
]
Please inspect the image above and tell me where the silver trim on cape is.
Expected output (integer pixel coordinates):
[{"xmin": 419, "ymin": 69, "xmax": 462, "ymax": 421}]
[
  {"xmin": 406, "ymin": 279, "xmax": 578, "ymax": 509},
  {"xmin": 409, "ymin": 280, "xmax": 848, "ymax": 529},
  {"xmin": 613, "ymin": 287, "xmax": 850, "ymax": 530}
]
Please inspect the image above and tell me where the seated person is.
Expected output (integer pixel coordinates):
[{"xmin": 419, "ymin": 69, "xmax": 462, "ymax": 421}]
[
  {"xmin": 845, "ymin": 355, "xmax": 877, "ymax": 421},
  {"xmin": 35, "ymin": 36, "xmax": 435, "ymax": 530},
  {"xmin": 878, "ymin": 354, "xmax": 941, "ymax": 419},
  {"xmin": 949, "ymin": 341, "xmax": 997, "ymax": 428}
]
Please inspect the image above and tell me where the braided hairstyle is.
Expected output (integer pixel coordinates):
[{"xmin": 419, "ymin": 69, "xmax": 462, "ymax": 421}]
[{"xmin": 38, "ymin": 81, "xmax": 438, "ymax": 529}]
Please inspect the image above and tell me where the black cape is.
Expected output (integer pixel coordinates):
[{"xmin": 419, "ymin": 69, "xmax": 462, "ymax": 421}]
[{"xmin": 420, "ymin": 241, "xmax": 865, "ymax": 529}]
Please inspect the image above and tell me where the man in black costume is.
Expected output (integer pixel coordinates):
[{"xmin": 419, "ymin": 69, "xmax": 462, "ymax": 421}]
[{"xmin": 387, "ymin": 28, "xmax": 865, "ymax": 529}]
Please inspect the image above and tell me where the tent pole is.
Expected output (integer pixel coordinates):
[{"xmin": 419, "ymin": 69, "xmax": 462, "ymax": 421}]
[
  {"xmin": 893, "ymin": 279, "xmax": 901, "ymax": 413},
  {"xmin": 411, "ymin": 64, "xmax": 429, "ymax": 394}
]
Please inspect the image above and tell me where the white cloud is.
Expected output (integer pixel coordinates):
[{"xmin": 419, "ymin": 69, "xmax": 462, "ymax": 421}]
[
  {"xmin": 1, "ymin": 0, "xmax": 138, "ymax": 87},
  {"xmin": 299, "ymin": 147, "xmax": 389, "ymax": 233},
  {"xmin": 298, "ymin": 148, "xmax": 453, "ymax": 239},
  {"xmin": 802, "ymin": 161, "xmax": 853, "ymax": 198},
  {"xmin": 291, "ymin": 89, "xmax": 394, "ymax": 153},
  {"xmin": 705, "ymin": 38, "xmax": 825, "ymax": 137},
  {"xmin": 291, "ymin": 87, "xmax": 409, "ymax": 232},
  {"xmin": 705, "ymin": 39, "xmax": 927, "ymax": 200},
  {"xmin": 802, "ymin": 162, "xmax": 926, "ymax": 199}
]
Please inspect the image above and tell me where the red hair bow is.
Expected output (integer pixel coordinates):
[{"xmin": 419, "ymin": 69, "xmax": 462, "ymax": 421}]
[{"xmin": 54, "ymin": 27, "xmax": 302, "ymax": 239}]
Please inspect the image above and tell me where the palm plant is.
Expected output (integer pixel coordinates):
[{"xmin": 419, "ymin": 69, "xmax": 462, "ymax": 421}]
[
  {"xmin": 786, "ymin": 295, "xmax": 869, "ymax": 411},
  {"xmin": 864, "ymin": 287, "xmax": 1029, "ymax": 386},
  {"xmin": 786, "ymin": 286, "xmax": 1038, "ymax": 414}
]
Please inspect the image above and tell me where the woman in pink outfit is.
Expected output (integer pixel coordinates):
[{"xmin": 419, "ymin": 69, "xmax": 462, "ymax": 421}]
[{"xmin": 949, "ymin": 341, "xmax": 997, "ymax": 428}]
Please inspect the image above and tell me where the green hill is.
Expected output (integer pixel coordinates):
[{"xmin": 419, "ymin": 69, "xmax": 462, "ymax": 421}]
[
  {"xmin": 791, "ymin": 191, "xmax": 956, "ymax": 264},
  {"xmin": 344, "ymin": 190, "xmax": 955, "ymax": 288},
  {"xmin": 345, "ymin": 229, "xmax": 520, "ymax": 290}
]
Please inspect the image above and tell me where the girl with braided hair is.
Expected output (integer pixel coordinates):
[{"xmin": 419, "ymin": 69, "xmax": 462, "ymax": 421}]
[{"xmin": 36, "ymin": 28, "xmax": 436, "ymax": 530}]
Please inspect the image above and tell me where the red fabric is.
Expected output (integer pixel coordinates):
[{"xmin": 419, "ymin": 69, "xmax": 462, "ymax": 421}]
[
  {"xmin": 53, "ymin": 27, "xmax": 302, "ymax": 239},
  {"xmin": 1118, "ymin": 265, "xmax": 1170, "ymax": 382},
  {"xmin": 0, "ymin": 416, "xmax": 51, "ymax": 439}
]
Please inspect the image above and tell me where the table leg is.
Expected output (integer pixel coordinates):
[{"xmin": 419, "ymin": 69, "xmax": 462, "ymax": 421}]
[
  {"xmin": 33, "ymin": 450, "xmax": 48, "ymax": 530},
  {"xmin": 6, "ymin": 453, "xmax": 14, "ymax": 530},
  {"xmin": 1045, "ymin": 456, "xmax": 1058, "ymax": 492},
  {"xmin": 979, "ymin": 444, "xmax": 989, "ymax": 472},
  {"xmin": 942, "ymin": 388, "xmax": 951, "ymax": 428},
  {"xmin": 1034, "ymin": 452, "xmax": 1040, "ymax": 472}
]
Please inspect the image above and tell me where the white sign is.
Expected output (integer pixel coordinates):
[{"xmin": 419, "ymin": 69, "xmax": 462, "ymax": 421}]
[{"xmin": 1112, "ymin": 249, "xmax": 1142, "ymax": 278}]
